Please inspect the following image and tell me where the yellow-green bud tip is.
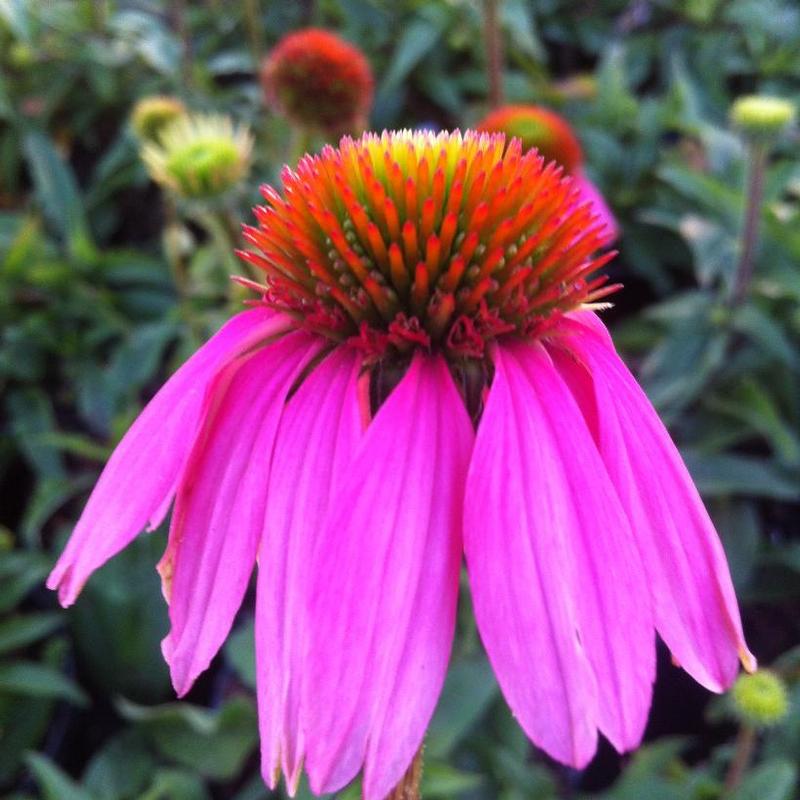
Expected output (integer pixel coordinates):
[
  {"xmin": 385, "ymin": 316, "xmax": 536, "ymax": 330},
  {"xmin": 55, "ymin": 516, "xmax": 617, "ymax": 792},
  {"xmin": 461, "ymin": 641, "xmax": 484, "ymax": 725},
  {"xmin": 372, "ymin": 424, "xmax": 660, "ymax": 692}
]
[
  {"xmin": 131, "ymin": 96, "xmax": 188, "ymax": 142},
  {"xmin": 731, "ymin": 670, "xmax": 790, "ymax": 727},
  {"xmin": 142, "ymin": 113, "xmax": 253, "ymax": 200},
  {"xmin": 730, "ymin": 95, "xmax": 796, "ymax": 138}
]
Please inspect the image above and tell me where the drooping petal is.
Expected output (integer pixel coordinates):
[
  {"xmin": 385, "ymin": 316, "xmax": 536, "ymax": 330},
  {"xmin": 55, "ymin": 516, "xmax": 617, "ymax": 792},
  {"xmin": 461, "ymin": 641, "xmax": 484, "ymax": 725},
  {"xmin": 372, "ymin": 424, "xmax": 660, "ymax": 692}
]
[
  {"xmin": 47, "ymin": 308, "xmax": 290, "ymax": 607},
  {"xmin": 552, "ymin": 318, "xmax": 755, "ymax": 691},
  {"xmin": 256, "ymin": 346, "xmax": 363, "ymax": 793},
  {"xmin": 160, "ymin": 331, "xmax": 322, "ymax": 696},
  {"xmin": 511, "ymin": 341, "xmax": 655, "ymax": 753},
  {"xmin": 302, "ymin": 354, "xmax": 473, "ymax": 800},
  {"xmin": 463, "ymin": 344, "xmax": 598, "ymax": 768},
  {"xmin": 574, "ymin": 171, "xmax": 618, "ymax": 246}
]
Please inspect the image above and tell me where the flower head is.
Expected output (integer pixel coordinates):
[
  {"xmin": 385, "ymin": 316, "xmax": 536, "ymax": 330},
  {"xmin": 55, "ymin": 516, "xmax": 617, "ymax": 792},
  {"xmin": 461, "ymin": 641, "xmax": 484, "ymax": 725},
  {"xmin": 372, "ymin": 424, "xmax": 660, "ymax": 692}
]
[
  {"xmin": 732, "ymin": 670, "xmax": 789, "ymax": 727},
  {"xmin": 131, "ymin": 95, "xmax": 188, "ymax": 142},
  {"xmin": 142, "ymin": 113, "xmax": 253, "ymax": 200},
  {"xmin": 49, "ymin": 130, "xmax": 753, "ymax": 799},
  {"xmin": 239, "ymin": 130, "xmax": 614, "ymax": 364},
  {"xmin": 260, "ymin": 28, "xmax": 373, "ymax": 135},
  {"xmin": 478, "ymin": 105, "xmax": 618, "ymax": 244},
  {"xmin": 730, "ymin": 95, "xmax": 796, "ymax": 140}
]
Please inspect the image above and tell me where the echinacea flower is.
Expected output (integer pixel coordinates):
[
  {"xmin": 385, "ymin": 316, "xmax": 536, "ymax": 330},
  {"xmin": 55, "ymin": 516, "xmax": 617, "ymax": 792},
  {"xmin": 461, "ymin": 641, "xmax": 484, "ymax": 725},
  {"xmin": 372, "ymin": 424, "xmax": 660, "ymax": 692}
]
[
  {"xmin": 131, "ymin": 95, "xmax": 188, "ymax": 142},
  {"xmin": 49, "ymin": 130, "xmax": 754, "ymax": 799},
  {"xmin": 142, "ymin": 113, "xmax": 253, "ymax": 200},
  {"xmin": 478, "ymin": 104, "xmax": 618, "ymax": 244},
  {"xmin": 260, "ymin": 28, "xmax": 374, "ymax": 135}
]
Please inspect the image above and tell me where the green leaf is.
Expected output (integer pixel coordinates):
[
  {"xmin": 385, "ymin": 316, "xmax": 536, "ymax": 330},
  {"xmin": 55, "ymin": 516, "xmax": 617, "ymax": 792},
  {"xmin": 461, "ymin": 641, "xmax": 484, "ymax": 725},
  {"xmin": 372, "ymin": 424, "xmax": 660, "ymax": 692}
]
[
  {"xmin": 0, "ymin": 551, "xmax": 52, "ymax": 613},
  {"xmin": 22, "ymin": 130, "xmax": 95, "ymax": 260},
  {"xmin": 6, "ymin": 388, "xmax": 65, "ymax": 478},
  {"xmin": 120, "ymin": 695, "xmax": 258, "ymax": 780},
  {"xmin": 0, "ymin": 613, "xmax": 62, "ymax": 655},
  {"xmin": 0, "ymin": 660, "xmax": 88, "ymax": 706},
  {"xmin": 426, "ymin": 655, "xmax": 498, "ymax": 758},
  {"xmin": 0, "ymin": 637, "xmax": 68, "ymax": 783},
  {"xmin": 139, "ymin": 769, "xmax": 210, "ymax": 800},
  {"xmin": 730, "ymin": 759, "xmax": 797, "ymax": 800},
  {"xmin": 682, "ymin": 451, "xmax": 800, "ymax": 500},
  {"xmin": 421, "ymin": 761, "xmax": 483, "ymax": 797},
  {"xmin": 69, "ymin": 528, "xmax": 170, "ymax": 701},
  {"xmin": 225, "ymin": 617, "xmax": 256, "ymax": 690},
  {"xmin": 381, "ymin": 18, "xmax": 442, "ymax": 90},
  {"xmin": 24, "ymin": 752, "xmax": 95, "ymax": 800},
  {"xmin": 19, "ymin": 475, "xmax": 95, "ymax": 547},
  {"xmin": 82, "ymin": 729, "xmax": 156, "ymax": 800}
]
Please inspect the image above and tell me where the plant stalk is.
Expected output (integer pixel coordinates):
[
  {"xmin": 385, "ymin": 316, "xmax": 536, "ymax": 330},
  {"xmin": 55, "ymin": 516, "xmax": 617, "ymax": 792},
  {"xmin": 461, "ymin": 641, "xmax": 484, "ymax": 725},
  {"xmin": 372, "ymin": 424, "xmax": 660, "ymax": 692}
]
[
  {"xmin": 384, "ymin": 746, "xmax": 424, "ymax": 800},
  {"xmin": 729, "ymin": 143, "xmax": 767, "ymax": 307},
  {"xmin": 483, "ymin": 0, "xmax": 504, "ymax": 109},
  {"xmin": 723, "ymin": 724, "xmax": 757, "ymax": 794}
]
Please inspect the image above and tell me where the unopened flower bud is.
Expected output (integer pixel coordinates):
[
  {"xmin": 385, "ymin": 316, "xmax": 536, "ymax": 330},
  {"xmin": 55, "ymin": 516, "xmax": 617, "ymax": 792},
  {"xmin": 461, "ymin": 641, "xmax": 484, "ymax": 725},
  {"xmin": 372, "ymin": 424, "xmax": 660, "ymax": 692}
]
[
  {"xmin": 260, "ymin": 28, "xmax": 374, "ymax": 135},
  {"xmin": 730, "ymin": 96, "xmax": 796, "ymax": 140},
  {"xmin": 131, "ymin": 96, "xmax": 188, "ymax": 142},
  {"xmin": 142, "ymin": 114, "xmax": 253, "ymax": 200},
  {"xmin": 731, "ymin": 670, "xmax": 789, "ymax": 727}
]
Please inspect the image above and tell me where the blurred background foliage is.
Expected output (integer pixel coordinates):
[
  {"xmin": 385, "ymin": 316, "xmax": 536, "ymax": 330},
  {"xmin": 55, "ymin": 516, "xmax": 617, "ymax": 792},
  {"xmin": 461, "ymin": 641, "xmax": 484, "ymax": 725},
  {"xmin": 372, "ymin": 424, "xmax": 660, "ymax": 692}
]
[{"xmin": 1, "ymin": 0, "xmax": 799, "ymax": 798}]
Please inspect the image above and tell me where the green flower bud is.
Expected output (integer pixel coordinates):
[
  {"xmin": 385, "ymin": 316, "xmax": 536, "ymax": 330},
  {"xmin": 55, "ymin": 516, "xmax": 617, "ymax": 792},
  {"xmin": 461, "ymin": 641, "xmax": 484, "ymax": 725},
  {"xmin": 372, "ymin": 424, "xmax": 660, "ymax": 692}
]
[
  {"xmin": 730, "ymin": 95, "xmax": 796, "ymax": 139},
  {"xmin": 131, "ymin": 96, "xmax": 188, "ymax": 143},
  {"xmin": 731, "ymin": 670, "xmax": 789, "ymax": 727},
  {"xmin": 142, "ymin": 114, "xmax": 253, "ymax": 200}
]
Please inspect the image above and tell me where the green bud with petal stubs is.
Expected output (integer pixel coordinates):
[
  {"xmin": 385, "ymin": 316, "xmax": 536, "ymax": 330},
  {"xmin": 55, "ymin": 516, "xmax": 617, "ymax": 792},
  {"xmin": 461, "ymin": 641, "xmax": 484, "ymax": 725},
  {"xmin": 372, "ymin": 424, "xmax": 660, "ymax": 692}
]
[
  {"xmin": 731, "ymin": 670, "xmax": 790, "ymax": 728},
  {"xmin": 131, "ymin": 96, "xmax": 188, "ymax": 143},
  {"xmin": 730, "ymin": 95, "xmax": 796, "ymax": 141},
  {"xmin": 142, "ymin": 113, "xmax": 253, "ymax": 201}
]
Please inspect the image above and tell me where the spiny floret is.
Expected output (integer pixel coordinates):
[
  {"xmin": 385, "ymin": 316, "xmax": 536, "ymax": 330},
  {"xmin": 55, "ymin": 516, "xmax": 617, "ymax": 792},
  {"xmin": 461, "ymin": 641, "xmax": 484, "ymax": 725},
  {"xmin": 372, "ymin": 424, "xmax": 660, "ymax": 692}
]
[{"xmin": 239, "ymin": 130, "xmax": 616, "ymax": 359}]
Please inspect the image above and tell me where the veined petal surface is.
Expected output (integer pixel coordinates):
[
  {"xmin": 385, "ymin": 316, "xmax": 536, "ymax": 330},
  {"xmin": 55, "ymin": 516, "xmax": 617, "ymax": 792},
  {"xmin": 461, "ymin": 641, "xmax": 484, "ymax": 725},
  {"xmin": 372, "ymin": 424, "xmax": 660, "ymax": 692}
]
[
  {"xmin": 554, "ymin": 318, "xmax": 755, "ymax": 691},
  {"xmin": 256, "ymin": 346, "xmax": 363, "ymax": 793},
  {"xmin": 160, "ymin": 331, "xmax": 321, "ymax": 696},
  {"xmin": 303, "ymin": 353, "xmax": 473, "ymax": 800},
  {"xmin": 512, "ymin": 341, "xmax": 655, "ymax": 753},
  {"xmin": 464, "ymin": 344, "xmax": 598, "ymax": 768},
  {"xmin": 47, "ymin": 308, "xmax": 289, "ymax": 606}
]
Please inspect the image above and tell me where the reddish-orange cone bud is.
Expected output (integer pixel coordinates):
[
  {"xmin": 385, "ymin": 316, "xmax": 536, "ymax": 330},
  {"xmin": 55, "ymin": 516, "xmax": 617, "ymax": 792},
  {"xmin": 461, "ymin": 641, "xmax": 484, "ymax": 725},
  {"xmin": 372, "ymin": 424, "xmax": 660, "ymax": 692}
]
[{"xmin": 260, "ymin": 28, "xmax": 374, "ymax": 136}]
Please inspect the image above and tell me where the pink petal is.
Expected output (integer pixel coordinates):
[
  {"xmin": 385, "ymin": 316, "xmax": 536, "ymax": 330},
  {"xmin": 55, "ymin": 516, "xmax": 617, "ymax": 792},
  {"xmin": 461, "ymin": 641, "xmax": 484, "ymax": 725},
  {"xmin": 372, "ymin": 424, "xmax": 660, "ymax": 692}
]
[
  {"xmin": 463, "ymin": 344, "xmax": 598, "ymax": 768},
  {"xmin": 160, "ymin": 331, "xmax": 322, "ymax": 696},
  {"xmin": 256, "ymin": 346, "xmax": 363, "ymax": 793},
  {"xmin": 47, "ymin": 308, "xmax": 290, "ymax": 607},
  {"xmin": 553, "ymin": 318, "xmax": 756, "ymax": 691},
  {"xmin": 511, "ymin": 341, "xmax": 655, "ymax": 753},
  {"xmin": 574, "ymin": 171, "xmax": 618, "ymax": 246},
  {"xmin": 302, "ymin": 354, "xmax": 473, "ymax": 799}
]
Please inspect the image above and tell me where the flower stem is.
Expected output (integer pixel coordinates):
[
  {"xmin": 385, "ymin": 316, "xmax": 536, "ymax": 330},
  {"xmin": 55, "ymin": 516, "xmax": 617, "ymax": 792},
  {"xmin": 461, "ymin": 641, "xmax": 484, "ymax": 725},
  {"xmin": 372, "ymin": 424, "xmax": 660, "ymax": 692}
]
[
  {"xmin": 243, "ymin": 0, "xmax": 265, "ymax": 64},
  {"xmin": 729, "ymin": 142, "xmax": 767, "ymax": 307},
  {"xmin": 483, "ymin": 0, "xmax": 504, "ymax": 109},
  {"xmin": 723, "ymin": 724, "xmax": 757, "ymax": 794},
  {"xmin": 385, "ymin": 747, "xmax": 424, "ymax": 800}
]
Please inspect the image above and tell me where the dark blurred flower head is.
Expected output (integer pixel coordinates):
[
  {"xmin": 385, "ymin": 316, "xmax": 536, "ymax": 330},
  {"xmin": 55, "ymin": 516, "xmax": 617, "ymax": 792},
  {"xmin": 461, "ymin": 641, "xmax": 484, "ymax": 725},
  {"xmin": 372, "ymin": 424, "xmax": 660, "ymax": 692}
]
[{"xmin": 260, "ymin": 28, "xmax": 374, "ymax": 135}]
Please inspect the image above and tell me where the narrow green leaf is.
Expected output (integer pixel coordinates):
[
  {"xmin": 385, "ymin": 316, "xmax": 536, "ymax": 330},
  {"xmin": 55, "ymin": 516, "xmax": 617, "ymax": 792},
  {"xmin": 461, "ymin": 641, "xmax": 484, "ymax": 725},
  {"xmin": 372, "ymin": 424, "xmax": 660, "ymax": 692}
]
[
  {"xmin": 24, "ymin": 752, "xmax": 95, "ymax": 800},
  {"xmin": 0, "ymin": 613, "xmax": 62, "ymax": 656},
  {"xmin": 22, "ymin": 130, "xmax": 95, "ymax": 260},
  {"xmin": 0, "ymin": 661, "xmax": 88, "ymax": 706}
]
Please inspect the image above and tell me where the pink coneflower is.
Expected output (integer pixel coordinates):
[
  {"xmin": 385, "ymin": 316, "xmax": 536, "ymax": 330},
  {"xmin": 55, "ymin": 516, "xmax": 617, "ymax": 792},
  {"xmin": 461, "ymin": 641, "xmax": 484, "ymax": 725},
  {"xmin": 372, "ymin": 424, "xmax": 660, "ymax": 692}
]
[
  {"xmin": 49, "ymin": 131, "xmax": 754, "ymax": 799},
  {"xmin": 260, "ymin": 28, "xmax": 374, "ymax": 135},
  {"xmin": 478, "ymin": 104, "xmax": 619, "ymax": 245}
]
